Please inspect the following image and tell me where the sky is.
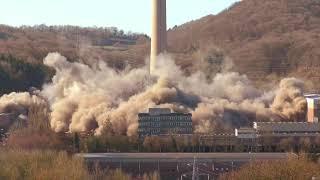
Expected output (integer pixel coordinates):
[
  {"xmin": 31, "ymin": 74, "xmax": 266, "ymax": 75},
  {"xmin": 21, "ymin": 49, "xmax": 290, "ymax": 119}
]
[{"xmin": 0, "ymin": 0, "xmax": 239, "ymax": 35}]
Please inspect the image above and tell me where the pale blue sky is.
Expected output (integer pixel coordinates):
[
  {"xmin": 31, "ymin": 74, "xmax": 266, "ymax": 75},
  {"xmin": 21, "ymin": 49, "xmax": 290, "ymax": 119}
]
[{"xmin": 0, "ymin": 0, "xmax": 239, "ymax": 34}]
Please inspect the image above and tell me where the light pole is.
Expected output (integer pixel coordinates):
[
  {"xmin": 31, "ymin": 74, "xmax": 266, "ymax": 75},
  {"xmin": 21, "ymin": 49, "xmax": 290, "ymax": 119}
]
[{"xmin": 192, "ymin": 156, "xmax": 196, "ymax": 180}]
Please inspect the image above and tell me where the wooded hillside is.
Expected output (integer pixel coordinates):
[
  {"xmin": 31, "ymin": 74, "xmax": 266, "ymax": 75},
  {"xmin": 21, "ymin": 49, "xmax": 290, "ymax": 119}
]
[
  {"xmin": 167, "ymin": 0, "xmax": 320, "ymax": 90},
  {"xmin": 1, "ymin": 0, "xmax": 320, "ymax": 94}
]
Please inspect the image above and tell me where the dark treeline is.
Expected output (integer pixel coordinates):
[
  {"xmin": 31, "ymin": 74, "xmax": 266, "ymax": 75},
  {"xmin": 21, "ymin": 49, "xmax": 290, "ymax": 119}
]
[
  {"xmin": 3, "ymin": 104, "xmax": 320, "ymax": 154},
  {"xmin": 77, "ymin": 134, "xmax": 320, "ymax": 154},
  {"xmin": 0, "ymin": 24, "xmax": 149, "ymax": 95},
  {"xmin": 0, "ymin": 54, "xmax": 54, "ymax": 95},
  {"xmin": 3, "ymin": 103, "xmax": 320, "ymax": 154},
  {"xmin": 0, "ymin": 24, "xmax": 144, "ymax": 41}
]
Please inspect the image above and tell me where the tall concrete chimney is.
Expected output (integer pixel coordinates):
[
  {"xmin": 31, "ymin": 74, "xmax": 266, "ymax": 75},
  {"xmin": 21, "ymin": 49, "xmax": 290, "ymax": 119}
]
[{"xmin": 150, "ymin": 0, "xmax": 167, "ymax": 75}]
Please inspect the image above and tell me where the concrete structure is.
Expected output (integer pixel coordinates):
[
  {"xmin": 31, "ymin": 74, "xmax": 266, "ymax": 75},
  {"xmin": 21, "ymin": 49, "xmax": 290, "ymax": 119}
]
[
  {"xmin": 149, "ymin": 108, "xmax": 171, "ymax": 115},
  {"xmin": 305, "ymin": 94, "xmax": 320, "ymax": 123},
  {"xmin": 79, "ymin": 153, "xmax": 289, "ymax": 179},
  {"xmin": 150, "ymin": 0, "xmax": 167, "ymax": 74},
  {"xmin": 138, "ymin": 108, "xmax": 192, "ymax": 137},
  {"xmin": 253, "ymin": 122, "xmax": 320, "ymax": 137},
  {"xmin": 79, "ymin": 153, "xmax": 289, "ymax": 163},
  {"xmin": 235, "ymin": 122, "xmax": 320, "ymax": 139},
  {"xmin": 235, "ymin": 127, "xmax": 257, "ymax": 139}
]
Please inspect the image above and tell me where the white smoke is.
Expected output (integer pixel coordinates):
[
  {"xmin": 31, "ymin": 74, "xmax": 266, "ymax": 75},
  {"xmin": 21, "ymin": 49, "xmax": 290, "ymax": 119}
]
[
  {"xmin": 271, "ymin": 78, "xmax": 307, "ymax": 121},
  {"xmin": 0, "ymin": 92, "xmax": 46, "ymax": 127},
  {"xmin": 0, "ymin": 92, "xmax": 46, "ymax": 114},
  {"xmin": 0, "ymin": 52, "xmax": 307, "ymax": 135}
]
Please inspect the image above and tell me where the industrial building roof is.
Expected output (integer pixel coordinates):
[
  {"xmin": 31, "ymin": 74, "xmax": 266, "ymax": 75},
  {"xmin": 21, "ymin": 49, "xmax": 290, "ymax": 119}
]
[
  {"xmin": 138, "ymin": 113, "xmax": 192, "ymax": 117},
  {"xmin": 138, "ymin": 108, "xmax": 191, "ymax": 117},
  {"xmin": 149, "ymin": 108, "xmax": 171, "ymax": 115},
  {"xmin": 305, "ymin": 94, "xmax": 320, "ymax": 100},
  {"xmin": 253, "ymin": 122, "xmax": 320, "ymax": 133},
  {"xmin": 237, "ymin": 127, "xmax": 256, "ymax": 132}
]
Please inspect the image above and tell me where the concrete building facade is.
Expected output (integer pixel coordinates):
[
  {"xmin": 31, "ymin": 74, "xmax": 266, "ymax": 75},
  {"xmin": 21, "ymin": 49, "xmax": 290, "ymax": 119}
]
[
  {"xmin": 235, "ymin": 122, "xmax": 320, "ymax": 139},
  {"xmin": 254, "ymin": 122, "xmax": 320, "ymax": 136},
  {"xmin": 138, "ymin": 108, "xmax": 192, "ymax": 137},
  {"xmin": 305, "ymin": 94, "xmax": 320, "ymax": 123},
  {"xmin": 235, "ymin": 127, "xmax": 257, "ymax": 139}
]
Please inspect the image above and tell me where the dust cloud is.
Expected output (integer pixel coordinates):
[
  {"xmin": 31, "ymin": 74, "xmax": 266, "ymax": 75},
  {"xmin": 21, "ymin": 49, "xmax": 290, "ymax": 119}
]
[{"xmin": 0, "ymin": 53, "xmax": 307, "ymax": 135}]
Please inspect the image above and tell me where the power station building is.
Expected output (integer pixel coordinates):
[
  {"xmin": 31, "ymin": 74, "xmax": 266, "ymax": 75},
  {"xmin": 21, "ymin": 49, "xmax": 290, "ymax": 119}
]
[
  {"xmin": 305, "ymin": 94, "xmax": 320, "ymax": 123},
  {"xmin": 138, "ymin": 108, "xmax": 193, "ymax": 137},
  {"xmin": 234, "ymin": 94, "xmax": 320, "ymax": 138},
  {"xmin": 235, "ymin": 122, "xmax": 320, "ymax": 139},
  {"xmin": 254, "ymin": 122, "xmax": 320, "ymax": 137}
]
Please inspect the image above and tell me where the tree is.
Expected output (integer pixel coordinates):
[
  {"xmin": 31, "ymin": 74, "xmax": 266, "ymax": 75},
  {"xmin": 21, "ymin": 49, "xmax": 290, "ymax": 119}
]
[
  {"xmin": 192, "ymin": 135, "xmax": 200, "ymax": 152},
  {"xmin": 101, "ymin": 118, "xmax": 114, "ymax": 136},
  {"xmin": 83, "ymin": 136, "xmax": 105, "ymax": 153},
  {"xmin": 279, "ymin": 137, "xmax": 294, "ymax": 152},
  {"xmin": 220, "ymin": 154, "xmax": 320, "ymax": 180},
  {"xmin": 170, "ymin": 136, "xmax": 178, "ymax": 152},
  {"xmin": 7, "ymin": 103, "xmax": 68, "ymax": 150},
  {"xmin": 100, "ymin": 118, "xmax": 115, "ymax": 152},
  {"xmin": 128, "ymin": 135, "xmax": 141, "ymax": 152},
  {"xmin": 27, "ymin": 103, "xmax": 50, "ymax": 132},
  {"xmin": 73, "ymin": 132, "xmax": 80, "ymax": 153},
  {"xmin": 143, "ymin": 171, "xmax": 160, "ymax": 180},
  {"xmin": 299, "ymin": 137, "xmax": 312, "ymax": 152},
  {"xmin": 143, "ymin": 136, "xmax": 161, "ymax": 152}
]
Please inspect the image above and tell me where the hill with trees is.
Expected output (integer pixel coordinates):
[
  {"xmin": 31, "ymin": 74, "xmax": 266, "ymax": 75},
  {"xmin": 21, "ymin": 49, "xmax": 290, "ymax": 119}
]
[
  {"xmin": 0, "ymin": 25, "xmax": 149, "ymax": 95},
  {"xmin": 167, "ymin": 0, "xmax": 320, "ymax": 90},
  {"xmin": 1, "ymin": 0, "xmax": 320, "ymax": 94}
]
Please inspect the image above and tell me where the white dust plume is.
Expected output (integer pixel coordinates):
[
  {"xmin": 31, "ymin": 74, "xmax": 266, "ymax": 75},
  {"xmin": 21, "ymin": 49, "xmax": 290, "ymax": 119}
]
[{"xmin": 0, "ymin": 52, "xmax": 307, "ymax": 135}]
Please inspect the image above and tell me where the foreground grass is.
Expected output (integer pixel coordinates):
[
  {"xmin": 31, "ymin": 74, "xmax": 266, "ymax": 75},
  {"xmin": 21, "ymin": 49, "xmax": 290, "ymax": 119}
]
[
  {"xmin": 220, "ymin": 154, "xmax": 320, "ymax": 180},
  {"xmin": 0, "ymin": 149, "xmax": 152, "ymax": 180},
  {"xmin": 0, "ymin": 150, "xmax": 91, "ymax": 180}
]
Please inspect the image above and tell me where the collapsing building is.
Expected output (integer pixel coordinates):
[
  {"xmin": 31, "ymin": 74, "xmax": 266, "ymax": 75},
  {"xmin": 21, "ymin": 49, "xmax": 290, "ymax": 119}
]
[{"xmin": 138, "ymin": 108, "xmax": 192, "ymax": 137}]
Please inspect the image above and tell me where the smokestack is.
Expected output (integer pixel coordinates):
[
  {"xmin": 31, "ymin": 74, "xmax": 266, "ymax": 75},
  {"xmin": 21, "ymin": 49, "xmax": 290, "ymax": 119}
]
[{"xmin": 150, "ymin": 0, "xmax": 167, "ymax": 75}]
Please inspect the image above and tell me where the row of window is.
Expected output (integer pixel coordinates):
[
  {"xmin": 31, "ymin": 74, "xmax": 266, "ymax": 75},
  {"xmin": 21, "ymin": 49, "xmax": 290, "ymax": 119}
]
[
  {"xmin": 139, "ymin": 129, "xmax": 161, "ymax": 134},
  {"xmin": 139, "ymin": 122, "xmax": 192, "ymax": 127},
  {"xmin": 139, "ymin": 128, "xmax": 193, "ymax": 134},
  {"xmin": 139, "ymin": 116, "xmax": 191, "ymax": 121},
  {"xmin": 139, "ymin": 122, "xmax": 160, "ymax": 127},
  {"xmin": 165, "ymin": 122, "xmax": 192, "ymax": 126},
  {"xmin": 165, "ymin": 128, "xmax": 193, "ymax": 133}
]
